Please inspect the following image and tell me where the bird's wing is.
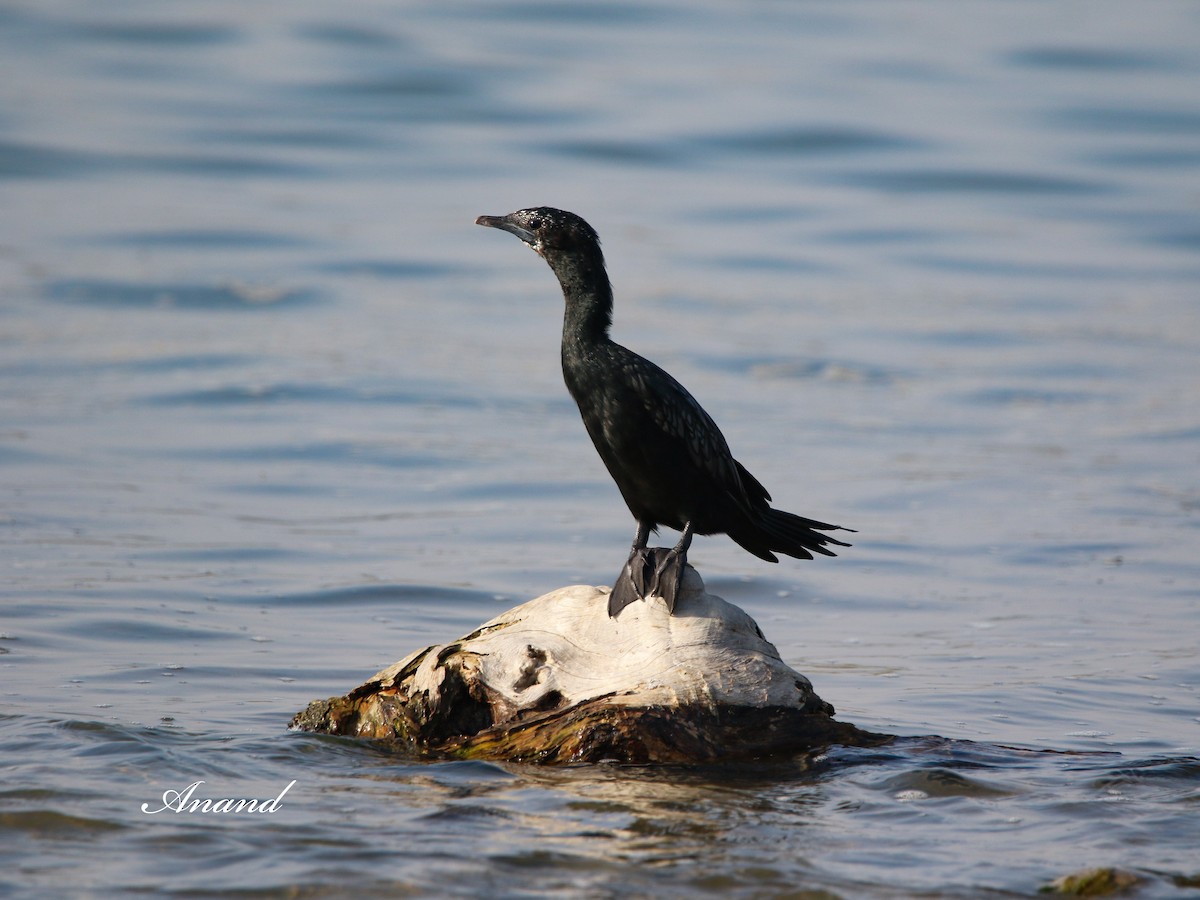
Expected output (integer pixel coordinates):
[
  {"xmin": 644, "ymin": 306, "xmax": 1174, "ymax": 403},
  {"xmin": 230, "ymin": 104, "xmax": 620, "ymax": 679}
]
[{"xmin": 622, "ymin": 354, "xmax": 769, "ymax": 508}]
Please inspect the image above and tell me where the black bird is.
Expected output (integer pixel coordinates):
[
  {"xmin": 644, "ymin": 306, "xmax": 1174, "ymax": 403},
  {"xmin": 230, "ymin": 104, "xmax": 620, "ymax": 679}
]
[{"xmin": 476, "ymin": 207, "xmax": 851, "ymax": 616}]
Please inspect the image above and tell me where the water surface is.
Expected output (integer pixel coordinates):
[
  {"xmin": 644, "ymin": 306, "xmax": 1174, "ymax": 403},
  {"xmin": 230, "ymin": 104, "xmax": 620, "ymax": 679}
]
[{"xmin": 2, "ymin": 1, "xmax": 1199, "ymax": 896}]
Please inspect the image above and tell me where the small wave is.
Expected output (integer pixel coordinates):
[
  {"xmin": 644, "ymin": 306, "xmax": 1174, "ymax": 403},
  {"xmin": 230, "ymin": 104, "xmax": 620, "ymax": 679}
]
[
  {"xmin": 45, "ymin": 279, "xmax": 322, "ymax": 311},
  {"xmin": 845, "ymin": 168, "xmax": 1104, "ymax": 196},
  {"xmin": 1008, "ymin": 47, "xmax": 1177, "ymax": 73}
]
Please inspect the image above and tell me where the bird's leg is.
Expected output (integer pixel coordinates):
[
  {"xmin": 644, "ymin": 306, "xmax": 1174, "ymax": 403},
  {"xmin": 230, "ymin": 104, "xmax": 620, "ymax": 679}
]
[
  {"xmin": 608, "ymin": 522, "xmax": 654, "ymax": 617},
  {"xmin": 649, "ymin": 522, "xmax": 694, "ymax": 614}
]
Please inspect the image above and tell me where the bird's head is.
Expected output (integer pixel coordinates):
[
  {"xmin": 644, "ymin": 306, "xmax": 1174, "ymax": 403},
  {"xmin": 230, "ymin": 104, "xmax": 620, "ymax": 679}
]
[{"xmin": 475, "ymin": 207, "xmax": 601, "ymax": 259}]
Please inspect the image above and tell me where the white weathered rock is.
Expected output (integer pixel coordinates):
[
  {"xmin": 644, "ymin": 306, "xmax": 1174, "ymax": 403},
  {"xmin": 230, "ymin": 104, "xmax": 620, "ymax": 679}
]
[
  {"xmin": 293, "ymin": 567, "xmax": 886, "ymax": 763},
  {"xmin": 372, "ymin": 568, "xmax": 814, "ymax": 713}
]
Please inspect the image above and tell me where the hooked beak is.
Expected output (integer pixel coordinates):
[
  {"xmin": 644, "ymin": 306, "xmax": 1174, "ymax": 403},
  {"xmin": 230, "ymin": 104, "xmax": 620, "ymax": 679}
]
[{"xmin": 476, "ymin": 214, "xmax": 538, "ymax": 249}]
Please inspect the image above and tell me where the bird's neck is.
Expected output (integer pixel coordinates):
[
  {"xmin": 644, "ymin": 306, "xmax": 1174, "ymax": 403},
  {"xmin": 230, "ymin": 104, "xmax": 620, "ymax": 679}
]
[{"xmin": 550, "ymin": 252, "xmax": 614, "ymax": 351}]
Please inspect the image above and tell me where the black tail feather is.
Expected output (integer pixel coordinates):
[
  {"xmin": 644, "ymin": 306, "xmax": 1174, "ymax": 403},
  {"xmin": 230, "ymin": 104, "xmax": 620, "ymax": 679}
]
[{"xmin": 730, "ymin": 508, "xmax": 853, "ymax": 563}]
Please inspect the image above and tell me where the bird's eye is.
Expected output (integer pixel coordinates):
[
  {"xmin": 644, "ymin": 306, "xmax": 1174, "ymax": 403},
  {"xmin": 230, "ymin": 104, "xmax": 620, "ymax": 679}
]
[{"xmin": 526, "ymin": 216, "xmax": 542, "ymax": 230}]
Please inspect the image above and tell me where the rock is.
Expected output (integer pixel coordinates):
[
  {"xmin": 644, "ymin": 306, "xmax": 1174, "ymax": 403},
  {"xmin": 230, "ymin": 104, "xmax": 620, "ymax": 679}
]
[
  {"xmin": 291, "ymin": 566, "xmax": 890, "ymax": 763},
  {"xmin": 1043, "ymin": 868, "xmax": 1141, "ymax": 896}
]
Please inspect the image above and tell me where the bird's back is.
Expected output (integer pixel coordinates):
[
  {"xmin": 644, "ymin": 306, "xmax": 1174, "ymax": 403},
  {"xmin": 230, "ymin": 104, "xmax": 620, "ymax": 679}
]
[{"xmin": 562, "ymin": 337, "xmax": 761, "ymax": 534}]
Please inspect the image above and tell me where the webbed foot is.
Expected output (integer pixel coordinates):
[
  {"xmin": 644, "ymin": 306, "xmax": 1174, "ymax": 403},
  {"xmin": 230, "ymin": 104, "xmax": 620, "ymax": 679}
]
[
  {"xmin": 648, "ymin": 547, "xmax": 688, "ymax": 614},
  {"xmin": 608, "ymin": 546, "xmax": 653, "ymax": 617}
]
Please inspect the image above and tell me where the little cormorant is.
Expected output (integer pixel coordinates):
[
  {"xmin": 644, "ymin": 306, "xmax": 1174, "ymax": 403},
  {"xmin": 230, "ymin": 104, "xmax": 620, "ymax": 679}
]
[{"xmin": 476, "ymin": 207, "xmax": 851, "ymax": 616}]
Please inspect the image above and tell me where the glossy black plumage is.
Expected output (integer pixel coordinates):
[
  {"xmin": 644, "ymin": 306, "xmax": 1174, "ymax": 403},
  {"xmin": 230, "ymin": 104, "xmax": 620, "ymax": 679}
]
[{"xmin": 476, "ymin": 207, "xmax": 851, "ymax": 616}]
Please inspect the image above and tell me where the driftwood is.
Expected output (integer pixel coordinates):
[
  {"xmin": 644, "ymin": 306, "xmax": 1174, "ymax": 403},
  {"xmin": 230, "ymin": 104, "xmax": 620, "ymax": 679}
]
[{"xmin": 291, "ymin": 566, "xmax": 890, "ymax": 763}]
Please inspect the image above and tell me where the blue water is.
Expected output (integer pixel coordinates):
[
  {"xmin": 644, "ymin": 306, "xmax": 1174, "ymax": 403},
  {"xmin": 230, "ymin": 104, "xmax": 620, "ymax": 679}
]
[{"xmin": 2, "ymin": 1, "xmax": 1199, "ymax": 896}]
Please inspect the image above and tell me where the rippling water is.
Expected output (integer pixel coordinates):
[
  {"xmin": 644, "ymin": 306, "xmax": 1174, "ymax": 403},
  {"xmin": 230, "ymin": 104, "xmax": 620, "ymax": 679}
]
[{"xmin": 2, "ymin": 1, "xmax": 1199, "ymax": 897}]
